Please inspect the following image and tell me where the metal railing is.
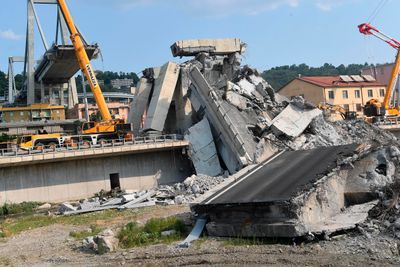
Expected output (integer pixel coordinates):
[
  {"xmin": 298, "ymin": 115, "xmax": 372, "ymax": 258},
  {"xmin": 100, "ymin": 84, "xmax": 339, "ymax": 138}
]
[{"xmin": 0, "ymin": 134, "xmax": 184, "ymax": 158}]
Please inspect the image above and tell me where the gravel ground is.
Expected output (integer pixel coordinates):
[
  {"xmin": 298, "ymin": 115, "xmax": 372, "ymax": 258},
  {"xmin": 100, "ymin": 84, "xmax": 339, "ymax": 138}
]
[{"xmin": 1, "ymin": 205, "xmax": 400, "ymax": 267}]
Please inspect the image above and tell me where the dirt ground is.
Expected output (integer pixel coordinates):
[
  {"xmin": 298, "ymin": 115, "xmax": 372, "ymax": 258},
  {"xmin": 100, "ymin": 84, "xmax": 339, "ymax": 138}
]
[{"xmin": 0, "ymin": 205, "xmax": 399, "ymax": 267}]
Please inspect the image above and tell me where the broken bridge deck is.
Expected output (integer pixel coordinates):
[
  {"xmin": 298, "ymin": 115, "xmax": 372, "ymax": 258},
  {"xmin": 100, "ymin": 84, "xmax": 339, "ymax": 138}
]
[{"xmin": 192, "ymin": 144, "xmax": 367, "ymax": 237}]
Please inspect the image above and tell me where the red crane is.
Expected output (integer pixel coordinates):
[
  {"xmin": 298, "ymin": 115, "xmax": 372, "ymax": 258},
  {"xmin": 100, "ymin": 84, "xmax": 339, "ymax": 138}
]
[{"xmin": 358, "ymin": 23, "xmax": 400, "ymax": 117}]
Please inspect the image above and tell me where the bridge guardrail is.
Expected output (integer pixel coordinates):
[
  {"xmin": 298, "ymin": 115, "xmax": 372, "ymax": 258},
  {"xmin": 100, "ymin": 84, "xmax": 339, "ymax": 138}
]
[{"xmin": 0, "ymin": 134, "xmax": 185, "ymax": 158}]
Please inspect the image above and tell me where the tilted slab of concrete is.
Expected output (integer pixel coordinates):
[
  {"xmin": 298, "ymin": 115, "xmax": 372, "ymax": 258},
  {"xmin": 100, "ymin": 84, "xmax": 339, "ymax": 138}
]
[
  {"xmin": 143, "ymin": 62, "xmax": 180, "ymax": 132},
  {"xmin": 185, "ymin": 117, "xmax": 222, "ymax": 176},
  {"xmin": 35, "ymin": 45, "xmax": 99, "ymax": 83},
  {"xmin": 128, "ymin": 77, "xmax": 153, "ymax": 135},
  {"xmin": 270, "ymin": 104, "xmax": 322, "ymax": 138},
  {"xmin": 171, "ymin": 38, "xmax": 243, "ymax": 57},
  {"xmin": 188, "ymin": 67, "xmax": 254, "ymax": 173},
  {"xmin": 192, "ymin": 145, "xmax": 375, "ymax": 237}
]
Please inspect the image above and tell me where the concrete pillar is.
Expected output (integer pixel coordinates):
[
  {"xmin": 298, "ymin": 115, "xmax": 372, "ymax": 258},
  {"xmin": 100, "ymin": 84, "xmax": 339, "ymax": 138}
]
[
  {"xmin": 68, "ymin": 77, "xmax": 78, "ymax": 108},
  {"xmin": 60, "ymin": 85, "xmax": 65, "ymax": 106},
  {"xmin": 26, "ymin": 0, "xmax": 35, "ymax": 104},
  {"xmin": 143, "ymin": 62, "xmax": 180, "ymax": 132},
  {"xmin": 40, "ymin": 81, "xmax": 45, "ymax": 103}
]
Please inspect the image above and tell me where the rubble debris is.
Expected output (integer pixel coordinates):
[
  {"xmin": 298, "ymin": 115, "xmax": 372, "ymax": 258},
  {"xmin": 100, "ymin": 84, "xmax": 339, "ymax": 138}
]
[
  {"xmin": 96, "ymin": 229, "xmax": 119, "ymax": 254},
  {"xmin": 59, "ymin": 202, "xmax": 77, "ymax": 213},
  {"xmin": 270, "ymin": 103, "xmax": 322, "ymax": 139},
  {"xmin": 59, "ymin": 173, "xmax": 226, "ymax": 216},
  {"xmin": 184, "ymin": 117, "xmax": 222, "ymax": 177},
  {"xmin": 171, "ymin": 38, "xmax": 244, "ymax": 57},
  {"xmin": 83, "ymin": 229, "xmax": 119, "ymax": 254},
  {"xmin": 36, "ymin": 203, "xmax": 51, "ymax": 210},
  {"xmin": 118, "ymin": 190, "xmax": 156, "ymax": 209},
  {"xmin": 156, "ymin": 174, "xmax": 225, "ymax": 204}
]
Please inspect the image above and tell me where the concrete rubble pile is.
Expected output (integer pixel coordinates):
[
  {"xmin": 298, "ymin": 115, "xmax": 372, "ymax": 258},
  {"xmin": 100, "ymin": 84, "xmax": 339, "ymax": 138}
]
[
  {"xmin": 58, "ymin": 190, "xmax": 157, "ymax": 215},
  {"xmin": 62, "ymin": 38, "xmax": 400, "ymax": 239},
  {"xmin": 58, "ymin": 174, "xmax": 225, "ymax": 215},
  {"xmin": 129, "ymin": 38, "xmax": 398, "ymax": 178},
  {"xmin": 156, "ymin": 174, "xmax": 226, "ymax": 204}
]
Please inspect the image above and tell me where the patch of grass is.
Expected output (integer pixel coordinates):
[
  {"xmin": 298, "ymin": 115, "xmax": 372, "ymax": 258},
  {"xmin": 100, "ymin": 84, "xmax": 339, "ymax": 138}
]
[
  {"xmin": 0, "ymin": 209, "xmax": 141, "ymax": 237},
  {"xmin": 0, "ymin": 202, "xmax": 41, "ymax": 216},
  {"xmin": 118, "ymin": 217, "xmax": 186, "ymax": 248},
  {"xmin": 69, "ymin": 224, "xmax": 103, "ymax": 239},
  {"xmin": 0, "ymin": 256, "xmax": 12, "ymax": 266}
]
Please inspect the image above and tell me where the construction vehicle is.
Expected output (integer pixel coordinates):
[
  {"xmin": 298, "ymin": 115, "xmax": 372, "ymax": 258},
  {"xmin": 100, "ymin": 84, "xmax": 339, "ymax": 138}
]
[
  {"xmin": 318, "ymin": 103, "xmax": 357, "ymax": 120},
  {"xmin": 358, "ymin": 23, "xmax": 400, "ymax": 119},
  {"xmin": 18, "ymin": 0, "xmax": 133, "ymax": 150}
]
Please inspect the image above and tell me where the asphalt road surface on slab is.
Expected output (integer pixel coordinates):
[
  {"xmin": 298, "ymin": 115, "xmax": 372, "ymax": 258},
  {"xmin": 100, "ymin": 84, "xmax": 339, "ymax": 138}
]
[{"xmin": 205, "ymin": 144, "xmax": 357, "ymax": 204}]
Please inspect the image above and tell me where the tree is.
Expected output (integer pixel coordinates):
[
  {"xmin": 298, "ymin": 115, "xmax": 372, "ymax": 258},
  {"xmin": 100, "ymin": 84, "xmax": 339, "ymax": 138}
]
[
  {"xmin": 262, "ymin": 63, "xmax": 373, "ymax": 91},
  {"xmin": 0, "ymin": 71, "xmax": 6, "ymax": 96}
]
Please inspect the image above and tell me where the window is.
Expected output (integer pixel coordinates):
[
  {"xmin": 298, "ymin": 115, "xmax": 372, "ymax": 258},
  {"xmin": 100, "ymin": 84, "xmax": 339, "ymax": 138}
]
[
  {"xmin": 20, "ymin": 111, "xmax": 24, "ymax": 116},
  {"xmin": 356, "ymin": 104, "xmax": 362, "ymax": 112},
  {"xmin": 343, "ymin": 104, "xmax": 350, "ymax": 112},
  {"xmin": 355, "ymin": 90, "xmax": 361, "ymax": 98},
  {"xmin": 368, "ymin": 90, "xmax": 373, "ymax": 98},
  {"xmin": 328, "ymin": 90, "xmax": 334, "ymax": 99},
  {"xmin": 380, "ymin": 89, "xmax": 385, "ymax": 97},
  {"xmin": 342, "ymin": 90, "xmax": 348, "ymax": 99},
  {"xmin": 9, "ymin": 112, "xmax": 13, "ymax": 117}
]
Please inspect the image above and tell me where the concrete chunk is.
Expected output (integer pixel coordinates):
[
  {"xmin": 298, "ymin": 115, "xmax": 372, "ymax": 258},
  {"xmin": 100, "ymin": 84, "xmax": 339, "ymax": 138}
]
[
  {"xmin": 143, "ymin": 62, "xmax": 180, "ymax": 132},
  {"xmin": 225, "ymin": 90, "xmax": 248, "ymax": 111},
  {"xmin": 128, "ymin": 77, "xmax": 152, "ymax": 135},
  {"xmin": 271, "ymin": 104, "xmax": 322, "ymax": 138},
  {"xmin": 171, "ymin": 38, "xmax": 243, "ymax": 57},
  {"xmin": 185, "ymin": 117, "xmax": 222, "ymax": 177}
]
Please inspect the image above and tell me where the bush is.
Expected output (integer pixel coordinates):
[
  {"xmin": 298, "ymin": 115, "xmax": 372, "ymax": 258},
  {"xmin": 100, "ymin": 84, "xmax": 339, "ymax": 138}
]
[
  {"xmin": 0, "ymin": 202, "xmax": 41, "ymax": 216},
  {"xmin": 69, "ymin": 224, "xmax": 102, "ymax": 239},
  {"xmin": 118, "ymin": 217, "xmax": 186, "ymax": 248}
]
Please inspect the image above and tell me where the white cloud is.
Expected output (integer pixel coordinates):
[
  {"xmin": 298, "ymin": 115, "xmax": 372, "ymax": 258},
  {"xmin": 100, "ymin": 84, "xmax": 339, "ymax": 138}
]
[
  {"xmin": 314, "ymin": 0, "xmax": 355, "ymax": 11},
  {"xmin": 0, "ymin": 29, "xmax": 22, "ymax": 41}
]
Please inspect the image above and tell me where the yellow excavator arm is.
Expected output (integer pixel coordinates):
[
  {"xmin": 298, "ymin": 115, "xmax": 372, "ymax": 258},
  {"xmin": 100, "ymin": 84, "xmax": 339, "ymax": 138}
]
[
  {"xmin": 57, "ymin": 0, "xmax": 112, "ymax": 121},
  {"xmin": 384, "ymin": 49, "xmax": 400, "ymax": 110}
]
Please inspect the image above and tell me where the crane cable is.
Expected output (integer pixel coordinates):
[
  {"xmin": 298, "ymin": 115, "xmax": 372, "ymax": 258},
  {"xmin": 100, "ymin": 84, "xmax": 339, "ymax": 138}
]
[
  {"xmin": 364, "ymin": 0, "xmax": 389, "ymax": 76},
  {"xmin": 366, "ymin": 0, "xmax": 388, "ymax": 23}
]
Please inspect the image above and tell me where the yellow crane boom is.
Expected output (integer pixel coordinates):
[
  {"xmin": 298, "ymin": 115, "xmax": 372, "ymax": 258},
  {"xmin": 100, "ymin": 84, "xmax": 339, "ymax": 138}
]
[{"xmin": 57, "ymin": 0, "xmax": 112, "ymax": 121}]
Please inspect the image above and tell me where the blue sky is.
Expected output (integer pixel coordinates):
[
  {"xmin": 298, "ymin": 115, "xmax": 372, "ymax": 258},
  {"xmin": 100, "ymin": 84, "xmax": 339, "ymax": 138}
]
[{"xmin": 0, "ymin": 0, "xmax": 399, "ymax": 74}]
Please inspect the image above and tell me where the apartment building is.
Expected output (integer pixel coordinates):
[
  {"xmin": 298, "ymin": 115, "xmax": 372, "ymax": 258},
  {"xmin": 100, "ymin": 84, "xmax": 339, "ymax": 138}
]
[{"xmin": 279, "ymin": 75, "xmax": 386, "ymax": 120}]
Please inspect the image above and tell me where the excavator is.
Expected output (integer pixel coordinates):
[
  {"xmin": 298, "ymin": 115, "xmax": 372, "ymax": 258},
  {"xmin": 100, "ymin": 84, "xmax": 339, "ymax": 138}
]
[
  {"xmin": 358, "ymin": 23, "xmax": 400, "ymax": 120},
  {"xmin": 318, "ymin": 103, "xmax": 357, "ymax": 120},
  {"xmin": 19, "ymin": 0, "xmax": 132, "ymax": 150}
]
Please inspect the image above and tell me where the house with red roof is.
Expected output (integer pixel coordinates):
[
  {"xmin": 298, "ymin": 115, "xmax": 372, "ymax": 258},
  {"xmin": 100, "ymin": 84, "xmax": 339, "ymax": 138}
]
[{"xmin": 279, "ymin": 75, "xmax": 387, "ymax": 120}]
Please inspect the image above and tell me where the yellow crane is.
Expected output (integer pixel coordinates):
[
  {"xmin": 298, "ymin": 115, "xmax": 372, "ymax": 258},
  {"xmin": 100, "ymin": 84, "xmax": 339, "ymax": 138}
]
[
  {"xmin": 358, "ymin": 23, "xmax": 400, "ymax": 118},
  {"xmin": 58, "ymin": 0, "xmax": 132, "ymax": 135},
  {"xmin": 18, "ymin": 0, "xmax": 133, "ymax": 150}
]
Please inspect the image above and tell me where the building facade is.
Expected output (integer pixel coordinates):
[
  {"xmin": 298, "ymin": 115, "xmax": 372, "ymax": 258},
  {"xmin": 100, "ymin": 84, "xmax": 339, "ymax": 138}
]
[
  {"xmin": 0, "ymin": 104, "xmax": 65, "ymax": 123},
  {"xmin": 71, "ymin": 102, "xmax": 130, "ymax": 122},
  {"xmin": 111, "ymin": 78, "xmax": 134, "ymax": 89},
  {"xmin": 279, "ymin": 76, "xmax": 386, "ymax": 120}
]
